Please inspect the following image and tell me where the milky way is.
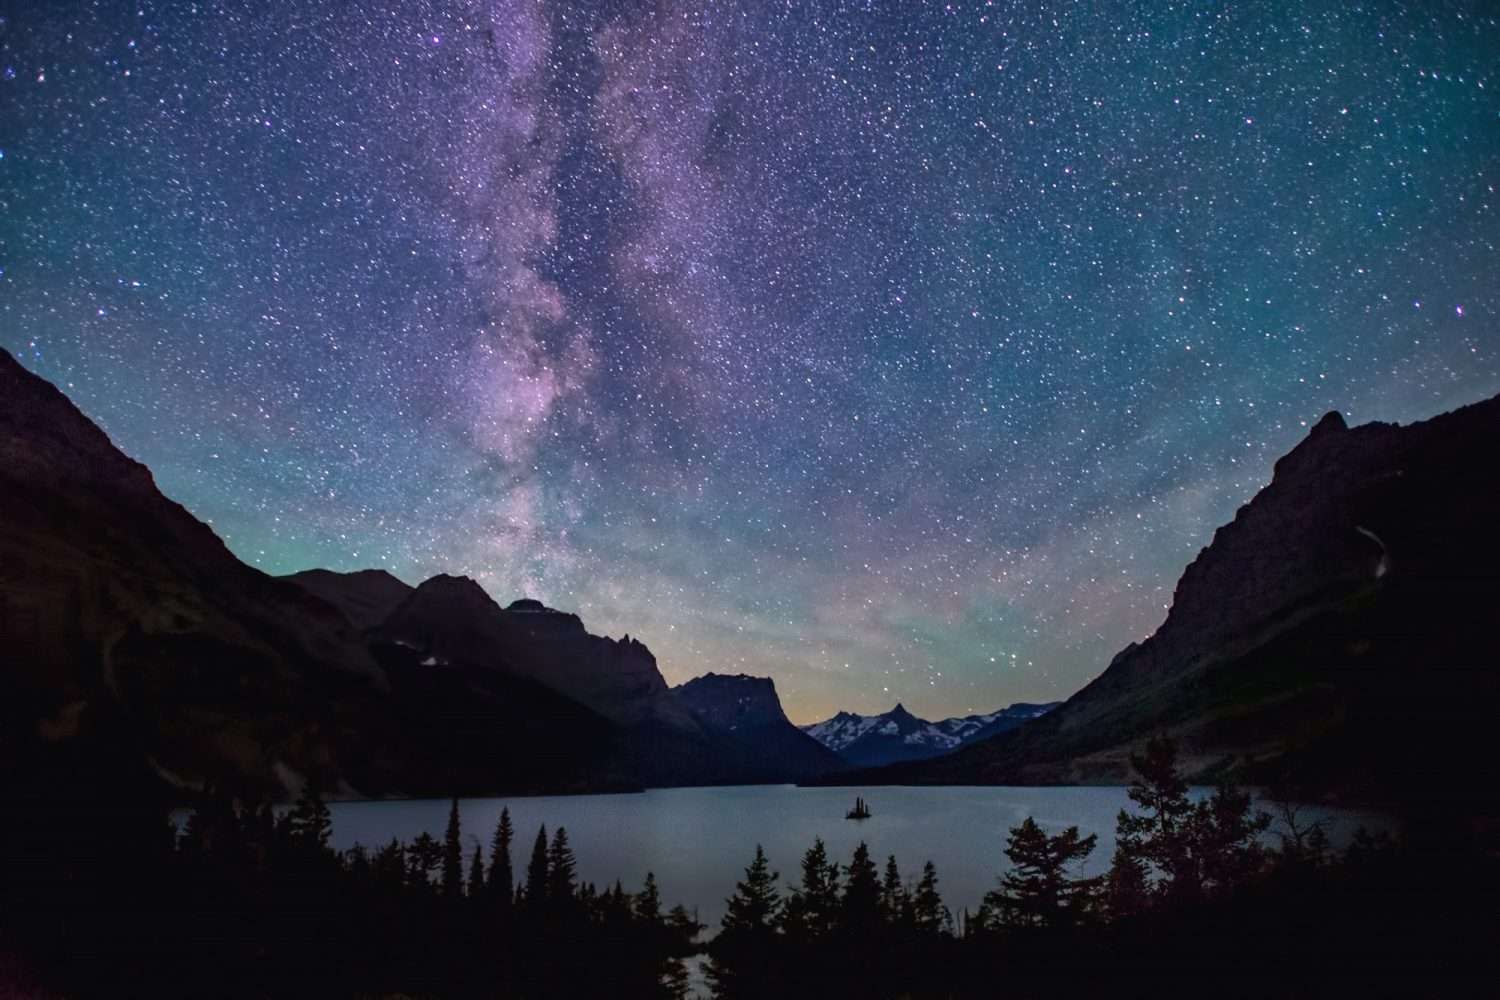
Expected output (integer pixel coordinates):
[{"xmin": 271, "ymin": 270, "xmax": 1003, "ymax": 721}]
[{"xmin": 3, "ymin": 2, "xmax": 1497, "ymax": 722}]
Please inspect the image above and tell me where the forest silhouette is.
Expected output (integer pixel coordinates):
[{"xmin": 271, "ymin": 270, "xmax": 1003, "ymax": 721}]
[{"xmin": 2, "ymin": 737, "xmax": 1494, "ymax": 997}]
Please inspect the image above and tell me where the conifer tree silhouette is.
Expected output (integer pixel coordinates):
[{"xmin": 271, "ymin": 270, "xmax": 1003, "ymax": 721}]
[
  {"xmin": 523, "ymin": 825, "xmax": 549, "ymax": 910},
  {"xmin": 442, "ymin": 797, "xmax": 463, "ymax": 898},
  {"xmin": 489, "ymin": 807, "xmax": 514, "ymax": 910},
  {"xmin": 842, "ymin": 841, "xmax": 882, "ymax": 932}
]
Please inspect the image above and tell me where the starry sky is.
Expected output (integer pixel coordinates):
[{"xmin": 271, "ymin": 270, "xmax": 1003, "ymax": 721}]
[{"xmin": 3, "ymin": 1, "xmax": 1497, "ymax": 724}]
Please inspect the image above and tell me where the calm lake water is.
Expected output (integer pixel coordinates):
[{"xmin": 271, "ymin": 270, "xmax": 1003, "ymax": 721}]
[{"xmin": 326, "ymin": 784, "xmax": 1390, "ymax": 931}]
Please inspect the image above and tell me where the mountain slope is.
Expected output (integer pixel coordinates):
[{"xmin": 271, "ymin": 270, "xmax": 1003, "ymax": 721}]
[
  {"xmin": 831, "ymin": 397, "xmax": 1500, "ymax": 806},
  {"xmin": 802, "ymin": 702, "xmax": 1059, "ymax": 768},
  {"xmin": 673, "ymin": 673, "xmax": 846, "ymax": 780},
  {"xmin": 0, "ymin": 350, "xmax": 630, "ymax": 798}
]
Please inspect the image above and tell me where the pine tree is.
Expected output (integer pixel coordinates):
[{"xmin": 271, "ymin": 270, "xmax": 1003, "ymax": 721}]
[
  {"xmin": 912, "ymin": 860, "xmax": 950, "ymax": 935},
  {"xmin": 373, "ymin": 836, "xmax": 405, "ymax": 890},
  {"xmin": 346, "ymin": 842, "xmax": 371, "ymax": 880},
  {"xmin": 668, "ymin": 902, "xmax": 704, "ymax": 938},
  {"xmin": 1104, "ymin": 842, "xmax": 1150, "ymax": 920},
  {"xmin": 467, "ymin": 840, "xmax": 485, "ymax": 898},
  {"xmin": 442, "ymin": 797, "xmax": 464, "ymax": 898},
  {"xmin": 489, "ymin": 807, "xmax": 514, "ymax": 908},
  {"xmin": 841, "ymin": 841, "xmax": 882, "ymax": 933},
  {"xmin": 523, "ymin": 824, "xmax": 549, "ymax": 910},
  {"xmin": 547, "ymin": 826, "xmax": 577, "ymax": 904},
  {"xmin": 984, "ymin": 817, "xmax": 1098, "ymax": 929},
  {"xmin": 288, "ymin": 785, "xmax": 332, "ymax": 853},
  {"xmin": 602, "ymin": 879, "xmax": 631, "ymax": 925},
  {"xmin": 635, "ymin": 871, "xmax": 662, "ymax": 922},
  {"xmin": 782, "ymin": 836, "xmax": 840, "ymax": 940},
  {"xmin": 663, "ymin": 957, "xmax": 693, "ymax": 999},
  {"xmin": 409, "ymin": 831, "xmax": 442, "ymax": 890},
  {"xmin": 710, "ymin": 845, "xmax": 783, "ymax": 998},
  {"xmin": 1116, "ymin": 735, "xmax": 1199, "ymax": 903},
  {"xmin": 1193, "ymin": 780, "xmax": 1271, "ymax": 895},
  {"xmin": 1113, "ymin": 736, "xmax": 1270, "ymax": 906},
  {"xmin": 724, "ymin": 845, "xmax": 782, "ymax": 930},
  {"xmin": 881, "ymin": 855, "xmax": 908, "ymax": 926}
]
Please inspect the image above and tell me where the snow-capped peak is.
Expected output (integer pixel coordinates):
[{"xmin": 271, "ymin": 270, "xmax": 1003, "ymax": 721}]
[{"xmin": 800, "ymin": 700, "xmax": 1061, "ymax": 765}]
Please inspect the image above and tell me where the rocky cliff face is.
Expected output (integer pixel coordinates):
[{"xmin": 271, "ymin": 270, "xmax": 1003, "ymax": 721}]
[
  {"xmin": 834, "ymin": 395, "xmax": 1500, "ymax": 806},
  {"xmin": 673, "ymin": 673, "xmax": 792, "ymax": 732},
  {"xmin": 672, "ymin": 673, "xmax": 845, "ymax": 781},
  {"xmin": 374, "ymin": 576, "xmax": 690, "ymax": 731}
]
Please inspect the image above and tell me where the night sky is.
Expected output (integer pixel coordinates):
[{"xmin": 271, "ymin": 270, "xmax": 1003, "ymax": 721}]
[{"xmin": 3, "ymin": 2, "xmax": 1497, "ymax": 723}]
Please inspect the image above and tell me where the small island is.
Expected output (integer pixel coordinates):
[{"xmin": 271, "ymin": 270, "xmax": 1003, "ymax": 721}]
[{"xmin": 845, "ymin": 795, "xmax": 872, "ymax": 820}]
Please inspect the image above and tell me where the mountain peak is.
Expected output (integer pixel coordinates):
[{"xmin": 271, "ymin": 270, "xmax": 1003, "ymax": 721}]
[
  {"xmin": 802, "ymin": 700, "xmax": 1058, "ymax": 766},
  {"xmin": 284, "ymin": 568, "xmax": 414, "ymax": 630},
  {"xmin": 1310, "ymin": 410, "xmax": 1348, "ymax": 437},
  {"xmin": 415, "ymin": 573, "xmax": 497, "ymax": 606},
  {"xmin": 674, "ymin": 673, "xmax": 790, "ymax": 729}
]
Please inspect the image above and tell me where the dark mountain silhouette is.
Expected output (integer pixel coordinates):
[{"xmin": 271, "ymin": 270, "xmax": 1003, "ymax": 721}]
[
  {"xmin": 672, "ymin": 673, "xmax": 846, "ymax": 780},
  {"xmin": 828, "ymin": 396, "xmax": 1500, "ymax": 808},
  {"xmin": 374, "ymin": 577, "xmax": 694, "ymax": 730},
  {"xmin": 286, "ymin": 572, "xmax": 846, "ymax": 786},
  {"xmin": 0, "ymin": 349, "xmax": 829, "ymax": 798},
  {"xmin": 0, "ymin": 347, "xmax": 416, "ymax": 800},
  {"xmin": 801, "ymin": 701, "xmax": 1059, "ymax": 768},
  {"xmin": 280, "ymin": 568, "xmax": 413, "ymax": 630}
]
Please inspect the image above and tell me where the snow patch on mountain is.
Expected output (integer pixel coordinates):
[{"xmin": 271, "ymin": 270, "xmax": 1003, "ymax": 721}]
[{"xmin": 800, "ymin": 701, "xmax": 1060, "ymax": 767}]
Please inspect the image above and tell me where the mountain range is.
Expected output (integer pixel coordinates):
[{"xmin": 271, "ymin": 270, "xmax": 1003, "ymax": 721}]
[
  {"xmin": 6, "ymin": 342, "xmax": 1498, "ymax": 810},
  {"xmin": 0, "ymin": 348, "xmax": 839, "ymax": 800},
  {"xmin": 825, "ymin": 399, "xmax": 1500, "ymax": 809},
  {"xmin": 801, "ymin": 702, "xmax": 1059, "ymax": 768}
]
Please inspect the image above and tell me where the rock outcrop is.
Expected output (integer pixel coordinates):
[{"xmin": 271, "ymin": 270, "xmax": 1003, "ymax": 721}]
[
  {"xmin": 374, "ymin": 577, "xmax": 692, "ymax": 731},
  {"xmin": 673, "ymin": 673, "xmax": 846, "ymax": 781}
]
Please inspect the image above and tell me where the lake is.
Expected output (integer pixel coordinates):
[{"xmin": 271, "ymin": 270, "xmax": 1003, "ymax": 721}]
[{"xmin": 325, "ymin": 784, "xmax": 1390, "ymax": 930}]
